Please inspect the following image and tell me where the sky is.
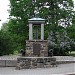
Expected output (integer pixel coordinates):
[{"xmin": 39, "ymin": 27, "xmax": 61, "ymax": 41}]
[
  {"xmin": 0, "ymin": 0, "xmax": 10, "ymax": 29},
  {"xmin": 0, "ymin": 0, "xmax": 75, "ymax": 29}
]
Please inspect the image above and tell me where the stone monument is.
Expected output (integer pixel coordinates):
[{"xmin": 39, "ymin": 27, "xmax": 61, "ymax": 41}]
[
  {"xmin": 16, "ymin": 0, "xmax": 56, "ymax": 69},
  {"xmin": 16, "ymin": 16, "xmax": 56, "ymax": 69},
  {"xmin": 26, "ymin": 17, "xmax": 48, "ymax": 57}
]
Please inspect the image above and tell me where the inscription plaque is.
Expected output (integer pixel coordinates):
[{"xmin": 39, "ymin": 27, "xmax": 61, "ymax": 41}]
[{"xmin": 33, "ymin": 43, "xmax": 41, "ymax": 55}]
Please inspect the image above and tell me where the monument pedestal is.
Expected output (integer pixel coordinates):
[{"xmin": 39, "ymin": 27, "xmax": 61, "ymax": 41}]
[
  {"xmin": 25, "ymin": 40, "xmax": 48, "ymax": 57},
  {"xmin": 16, "ymin": 57, "xmax": 56, "ymax": 69},
  {"xmin": 16, "ymin": 40, "xmax": 56, "ymax": 69}
]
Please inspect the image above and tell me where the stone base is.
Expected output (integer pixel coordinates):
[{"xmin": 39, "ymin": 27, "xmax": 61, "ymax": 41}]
[
  {"xmin": 26, "ymin": 40, "xmax": 48, "ymax": 57},
  {"xmin": 16, "ymin": 57, "xmax": 56, "ymax": 69}
]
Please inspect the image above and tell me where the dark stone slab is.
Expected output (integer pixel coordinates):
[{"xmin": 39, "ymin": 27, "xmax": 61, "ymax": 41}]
[{"xmin": 33, "ymin": 43, "xmax": 41, "ymax": 55}]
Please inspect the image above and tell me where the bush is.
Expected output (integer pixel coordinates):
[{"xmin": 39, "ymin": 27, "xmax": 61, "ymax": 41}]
[{"xmin": 0, "ymin": 31, "xmax": 13, "ymax": 55}]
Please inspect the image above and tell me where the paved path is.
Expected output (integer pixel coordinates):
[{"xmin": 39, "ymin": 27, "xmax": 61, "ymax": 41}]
[{"xmin": 0, "ymin": 63, "xmax": 75, "ymax": 75}]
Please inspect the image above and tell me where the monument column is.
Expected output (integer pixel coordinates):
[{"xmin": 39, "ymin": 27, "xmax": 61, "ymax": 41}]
[
  {"xmin": 41, "ymin": 23, "xmax": 44, "ymax": 40},
  {"xmin": 29, "ymin": 23, "xmax": 33, "ymax": 40}
]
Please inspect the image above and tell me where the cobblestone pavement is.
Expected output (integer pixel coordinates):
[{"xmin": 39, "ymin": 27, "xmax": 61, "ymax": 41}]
[{"xmin": 0, "ymin": 63, "xmax": 75, "ymax": 75}]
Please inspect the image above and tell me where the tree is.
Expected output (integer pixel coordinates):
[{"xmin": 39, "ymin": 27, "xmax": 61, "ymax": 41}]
[
  {"xmin": 9, "ymin": 0, "xmax": 74, "ymax": 37},
  {"xmin": 0, "ymin": 30, "xmax": 13, "ymax": 55},
  {"xmin": 67, "ymin": 24, "xmax": 75, "ymax": 40},
  {"xmin": 66, "ymin": 10, "xmax": 75, "ymax": 40},
  {"xmin": 1, "ymin": 21, "xmax": 25, "ymax": 52},
  {"xmin": 9, "ymin": 0, "xmax": 74, "ymax": 55}
]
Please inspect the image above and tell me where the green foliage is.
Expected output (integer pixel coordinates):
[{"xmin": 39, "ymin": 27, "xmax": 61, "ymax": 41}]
[
  {"xmin": 2, "ymin": 0, "xmax": 74, "ymax": 55},
  {"xmin": 0, "ymin": 30, "xmax": 13, "ymax": 55},
  {"xmin": 67, "ymin": 24, "xmax": 75, "ymax": 40},
  {"xmin": 48, "ymin": 30, "xmax": 75, "ymax": 56},
  {"xmin": 9, "ymin": 0, "xmax": 74, "ymax": 34},
  {"xmin": 7, "ymin": 20, "xmax": 27, "ymax": 50}
]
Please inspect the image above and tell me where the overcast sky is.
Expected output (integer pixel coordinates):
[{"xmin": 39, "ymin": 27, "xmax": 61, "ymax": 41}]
[
  {"xmin": 0, "ymin": 0, "xmax": 75, "ymax": 29},
  {"xmin": 0, "ymin": 0, "xmax": 10, "ymax": 29}
]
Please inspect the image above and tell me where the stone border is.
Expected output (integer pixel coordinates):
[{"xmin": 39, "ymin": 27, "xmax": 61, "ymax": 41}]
[
  {"xmin": 0, "ymin": 60, "xmax": 75, "ymax": 67},
  {"xmin": 0, "ymin": 60, "xmax": 17, "ymax": 67},
  {"xmin": 56, "ymin": 60, "xmax": 75, "ymax": 64}
]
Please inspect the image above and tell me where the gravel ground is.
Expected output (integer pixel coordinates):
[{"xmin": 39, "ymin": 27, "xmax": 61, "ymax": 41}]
[
  {"xmin": 0, "ymin": 63, "xmax": 75, "ymax": 75},
  {"xmin": 0, "ymin": 55, "xmax": 75, "ymax": 75}
]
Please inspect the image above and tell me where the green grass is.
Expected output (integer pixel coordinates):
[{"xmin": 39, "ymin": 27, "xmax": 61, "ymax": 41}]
[
  {"xmin": 68, "ymin": 51, "xmax": 75, "ymax": 57},
  {"xmin": 13, "ymin": 50, "xmax": 19, "ymax": 55}
]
